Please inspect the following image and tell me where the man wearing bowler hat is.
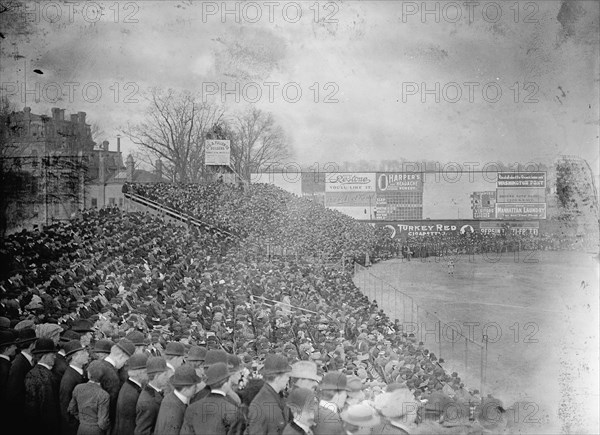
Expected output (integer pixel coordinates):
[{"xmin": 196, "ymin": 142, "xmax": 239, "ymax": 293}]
[
  {"xmin": 59, "ymin": 340, "xmax": 90, "ymax": 435},
  {"xmin": 135, "ymin": 357, "xmax": 171, "ymax": 435},
  {"xmin": 6, "ymin": 328, "xmax": 37, "ymax": 430},
  {"xmin": 24, "ymin": 337, "xmax": 61, "ymax": 435},
  {"xmin": 181, "ymin": 362, "xmax": 242, "ymax": 435},
  {"xmin": 113, "ymin": 353, "xmax": 148, "ymax": 435},
  {"xmin": 248, "ymin": 354, "xmax": 292, "ymax": 435},
  {"xmin": 313, "ymin": 372, "xmax": 349, "ymax": 435},
  {"xmin": 154, "ymin": 365, "xmax": 200, "ymax": 435}
]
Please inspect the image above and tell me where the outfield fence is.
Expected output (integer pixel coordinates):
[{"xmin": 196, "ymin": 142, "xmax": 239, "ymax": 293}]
[{"xmin": 353, "ymin": 263, "xmax": 489, "ymax": 395}]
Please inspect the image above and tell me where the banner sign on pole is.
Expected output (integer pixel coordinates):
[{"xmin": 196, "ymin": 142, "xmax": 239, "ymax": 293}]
[{"xmin": 205, "ymin": 140, "xmax": 231, "ymax": 166}]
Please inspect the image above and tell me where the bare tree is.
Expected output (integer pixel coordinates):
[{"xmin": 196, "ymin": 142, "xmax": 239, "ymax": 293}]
[
  {"xmin": 228, "ymin": 107, "xmax": 291, "ymax": 179},
  {"xmin": 122, "ymin": 88, "xmax": 224, "ymax": 183}
]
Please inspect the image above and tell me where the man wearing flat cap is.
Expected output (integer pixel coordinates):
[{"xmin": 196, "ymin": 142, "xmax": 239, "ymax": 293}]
[
  {"xmin": 113, "ymin": 353, "xmax": 148, "ymax": 435},
  {"xmin": 248, "ymin": 354, "xmax": 292, "ymax": 435},
  {"xmin": 313, "ymin": 372, "xmax": 349, "ymax": 435},
  {"xmin": 6, "ymin": 328, "xmax": 37, "ymax": 430},
  {"xmin": 59, "ymin": 340, "xmax": 90, "ymax": 435},
  {"xmin": 181, "ymin": 362, "xmax": 242, "ymax": 435},
  {"xmin": 135, "ymin": 357, "xmax": 171, "ymax": 435},
  {"xmin": 24, "ymin": 338, "xmax": 61, "ymax": 435},
  {"xmin": 155, "ymin": 365, "xmax": 200, "ymax": 435}
]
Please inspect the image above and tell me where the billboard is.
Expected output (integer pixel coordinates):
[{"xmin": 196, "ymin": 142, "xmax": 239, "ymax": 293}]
[
  {"xmin": 205, "ymin": 140, "xmax": 231, "ymax": 166},
  {"xmin": 495, "ymin": 203, "xmax": 546, "ymax": 219},
  {"xmin": 496, "ymin": 187, "xmax": 546, "ymax": 203},
  {"xmin": 376, "ymin": 172, "xmax": 423, "ymax": 192},
  {"xmin": 471, "ymin": 191, "xmax": 496, "ymax": 219},
  {"xmin": 325, "ymin": 192, "xmax": 376, "ymax": 207},
  {"xmin": 480, "ymin": 221, "xmax": 539, "ymax": 235},
  {"xmin": 497, "ymin": 172, "xmax": 546, "ymax": 188},
  {"xmin": 325, "ymin": 173, "xmax": 376, "ymax": 192}
]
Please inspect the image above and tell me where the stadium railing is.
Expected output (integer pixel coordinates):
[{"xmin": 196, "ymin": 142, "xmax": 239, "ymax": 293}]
[{"xmin": 353, "ymin": 263, "xmax": 489, "ymax": 395}]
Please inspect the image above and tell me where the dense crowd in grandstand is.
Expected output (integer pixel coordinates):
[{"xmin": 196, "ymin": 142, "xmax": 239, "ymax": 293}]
[{"xmin": 1, "ymin": 181, "xmax": 588, "ymax": 434}]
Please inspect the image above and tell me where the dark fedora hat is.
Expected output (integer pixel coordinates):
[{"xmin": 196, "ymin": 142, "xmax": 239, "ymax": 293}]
[
  {"xmin": 0, "ymin": 330, "xmax": 16, "ymax": 347},
  {"xmin": 16, "ymin": 328, "xmax": 38, "ymax": 347},
  {"xmin": 63, "ymin": 340, "xmax": 86, "ymax": 357},
  {"xmin": 206, "ymin": 362, "xmax": 230, "ymax": 386},
  {"xmin": 170, "ymin": 365, "xmax": 201, "ymax": 387},
  {"xmin": 261, "ymin": 354, "xmax": 292, "ymax": 376},
  {"xmin": 32, "ymin": 338, "xmax": 58, "ymax": 355},
  {"xmin": 71, "ymin": 319, "xmax": 93, "ymax": 333},
  {"xmin": 60, "ymin": 330, "xmax": 82, "ymax": 344}
]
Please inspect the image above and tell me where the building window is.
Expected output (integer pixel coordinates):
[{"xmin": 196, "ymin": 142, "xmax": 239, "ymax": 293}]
[{"xmin": 91, "ymin": 198, "xmax": 97, "ymax": 208}]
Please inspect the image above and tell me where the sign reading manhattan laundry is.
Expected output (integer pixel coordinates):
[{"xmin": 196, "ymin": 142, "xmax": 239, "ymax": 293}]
[
  {"xmin": 377, "ymin": 173, "xmax": 423, "ymax": 192},
  {"xmin": 495, "ymin": 203, "xmax": 546, "ymax": 219},
  {"xmin": 325, "ymin": 173, "xmax": 376, "ymax": 192},
  {"xmin": 497, "ymin": 172, "xmax": 546, "ymax": 188},
  {"xmin": 205, "ymin": 140, "xmax": 231, "ymax": 166}
]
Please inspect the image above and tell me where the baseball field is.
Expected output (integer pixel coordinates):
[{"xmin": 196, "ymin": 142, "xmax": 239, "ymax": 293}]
[{"xmin": 354, "ymin": 251, "xmax": 599, "ymax": 434}]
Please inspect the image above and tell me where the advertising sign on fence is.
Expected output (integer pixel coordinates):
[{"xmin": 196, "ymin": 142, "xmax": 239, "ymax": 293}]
[
  {"xmin": 205, "ymin": 140, "xmax": 231, "ymax": 166},
  {"xmin": 496, "ymin": 187, "xmax": 546, "ymax": 203},
  {"xmin": 495, "ymin": 203, "xmax": 547, "ymax": 219},
  {"xmin": 471, "ymin": 191, "xmax": 496, "ymax": 219},
  {"xmin": 325, "ymin": 173, "xmax": 376, "ymax": 192},
  {"xmin": 376, "ymin": 173, "xmax": 423, "ymax": 192},
  {"xmin": 325, "ymin": 192, "xmax": 376, "ymax": 207},
  {"xmin": 497, "ymin": 172, "xmax": 546, "ymax": 188}
]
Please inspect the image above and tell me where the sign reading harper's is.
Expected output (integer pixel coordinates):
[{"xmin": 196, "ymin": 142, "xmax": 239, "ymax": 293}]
[
  {"xmin": 325, "ymin": 173, "xmax": 376, "ymax": 192},
  {"xmin": 497, "ymin": 172, "xmax": 546, "ymax": 188},
  {"xmin": 205, "ymin": 140, "xmax": 231, "ymax": 166},
  {"xmin": 377, "ymin": 173, "xmax": 423, "ymax": 192}
]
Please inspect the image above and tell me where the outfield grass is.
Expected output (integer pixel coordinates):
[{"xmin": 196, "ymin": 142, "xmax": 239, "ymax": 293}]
[{"xmin": 355, "ymin": 251, "xmax": 599, "ymax": 434}]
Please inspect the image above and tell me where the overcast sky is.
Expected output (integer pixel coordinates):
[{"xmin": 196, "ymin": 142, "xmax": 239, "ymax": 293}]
[{"xmin": 1, "ymin": 0, "xmax": 598, "ymax": 174}]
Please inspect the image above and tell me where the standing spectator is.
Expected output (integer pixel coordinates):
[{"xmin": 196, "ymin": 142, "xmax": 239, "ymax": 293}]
[
  {"xmin": 98, "ymin": 338, "xmax": 135, "ymax": 427},
  {"xmin": 0, "ymin": 330, "xmax": 17, "ymax": 421},
  {"xmin": 181, "ymin": 362, "xmax": 242, "ymax": 435},
  {"xmin": 6, "ymin": 328, "xmax": 37, "ymax": 431},
  {"xmin": 289, "ymin": 361, "xmax": 321, "ymax": 392},
  {"xmin": 154, "ymin": 365, "xmax": 200, "ymax": 435},
  {"xmin": 113, "ymin": 354, "xmax": 148, "ymax": 435},
  {"xmin": 248, "ymin": 354, "xmax": 292, "ymax": 435},
  {"xmin": 24, "ymin": 338, "xmax": 61, "ymax": 435},
  {"xmin": 60, "ymin": 340, "xmax": 90, "ymax": 435},
  {"xmin": 71, "ymin": 319, "xmax": 95, "ymax": 347},
  {"xmin": 135, "ymin": 357, "xmax": 171, "ymax": 435},
  {"xmin": 282, "ymin": 388, "xmax": 318, "ymax": 435},
  {"xmin": 68, "ymin": 360, "xmax": 111, "ymax": 435},
  {"xmin": 313, "ymin": 372, "xmax": 348, "ymax": 435}
]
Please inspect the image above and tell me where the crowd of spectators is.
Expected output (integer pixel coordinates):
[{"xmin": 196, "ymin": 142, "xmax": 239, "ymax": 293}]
[{"xmin": 0, "ymin": 181, "xmax": 570, "ymax": 434}]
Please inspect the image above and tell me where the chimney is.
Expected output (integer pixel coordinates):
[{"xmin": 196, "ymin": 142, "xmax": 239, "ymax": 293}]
[
  {"xmin": 24, "ymin": 107, "xmax": 31, "ymax": 115},
  {"xmin": 51, "ymin": 107, "xmax": 60, "ymax": 120},
  {"xmin": 102, "ymin": 140, "xmax": 109, "ymax": 151},
  {"xmin": 126, "ymin": 154, "xmax": 134, "ymax": 182},
  {"xmin": 59, "ymin": 109, "xmax": 65, "ymax": 121},
  {"xmin": 155, "ymin": 159, "xmax": 162, "ymax": 180},
  {"xmin": 78, "ymin": 111, "xmax": 86, "ymax": 124},
  {"xmin": 117, "ymin": 135, "xmax": 121, "ymax": 153},
  {"xmin": 99, "ymin": 152, "xmax": 106, "ymax": 183},
  {"xmin": 70, "ymin": 114, "xmax": 78, "ymax": 123}
]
